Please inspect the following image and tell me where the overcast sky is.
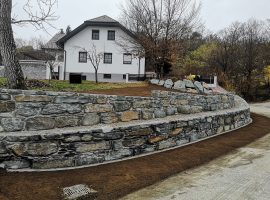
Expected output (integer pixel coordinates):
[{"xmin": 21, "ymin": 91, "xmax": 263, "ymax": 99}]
[{"xmin": 12, "ymin": 0, "xmax": 270, "ymax": 41}]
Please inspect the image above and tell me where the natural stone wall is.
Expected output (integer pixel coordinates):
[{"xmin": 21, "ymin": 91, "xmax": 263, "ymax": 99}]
[
  {"xmin": 0, "ymin": 89, "xmax": 235, "ymax": 133},
  {"xmin": 0, "ymin": 95, "xmax": 251, "ymax": 170}
]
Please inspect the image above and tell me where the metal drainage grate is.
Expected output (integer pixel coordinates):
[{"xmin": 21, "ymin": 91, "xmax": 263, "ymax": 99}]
[{"xmin": 63, "ymin": 184, "xmax": 97, "ymax": 200}]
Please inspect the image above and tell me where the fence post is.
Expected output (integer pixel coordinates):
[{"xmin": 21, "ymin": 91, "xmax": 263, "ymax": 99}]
[
  {"xmin": 126, "ymin": 73, "xmax": 129, "ymax": 83},
  {"xmin": 214, "ymin": 76, "xmax": 218, "ymax": 87}
]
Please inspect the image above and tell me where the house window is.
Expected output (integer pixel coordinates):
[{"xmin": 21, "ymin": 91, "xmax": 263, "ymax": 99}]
[
  {"xmin": 79, "ymin": 52, "xmax": 87, "ymax": 63},
  {"xmin": 108, "ymin": 30, "xmax": 115, "ymax": 40},
  {"xmin": 104, "ymin": 74, "xmax": 112, "ymax": 79},
  {"xmin": 104, "ymin": 53, "xmax": 112, "ymax": 64},
  {"xmin": 92, "ymin": 30, "xmax": 100, "ymax": 40},
  {"xmin": 123, "ymin": 53, "xmax": 132, "ymax": 64},
  {"xmin": 123, "ymin": 74, "xmax": 126, "ymax": 79}
]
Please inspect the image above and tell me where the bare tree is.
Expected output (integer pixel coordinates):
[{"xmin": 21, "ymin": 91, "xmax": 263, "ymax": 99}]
[
  {"xmin": 0, "ymin": 0, "xmax": 58, "ymax": 89},
  {"xmin": 120, "ymin": 0, "xmax": 201, "ymax": 78},
  {"xmin": 15, "ymin": 36, "xmax": 46, "ymax": 49},
  {"xmin": 75, "ymin": 44, "xmax": 103, "ymax": 84}
]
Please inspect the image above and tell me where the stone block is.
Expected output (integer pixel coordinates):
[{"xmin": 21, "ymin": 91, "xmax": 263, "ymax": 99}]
[
  {"xmin": 133, "ymin": 100, "xmax": 152, "ymax": 108},
  {"xmin": 194, "ymin": 81, "xmax": 204, "ymax": 93},
  {"xmin": 154, "ymin": 110, "xmax": 166, "ymax": 118},
  {"xmin": 150, "ymin": 79, "xmax": 160, "ymax": 85},
  {"xmin": 104, "ymin": 149, "xmax": 132, "ymax": 161},
  {"xmin": 170, "ymin": 99, "xmax": 189, "ymax": 105},
  {"xmin": 158, "ymin": 139, "xmax": 177, "ymax": 150},
  {"xmin": 82, "ymin": 113, "xmax": 100, "ymax": 126},
  {"xmin": 91, "ymin": 131, "xmax": 123, "ymax": 140},
  {"xmin": 8, "ymin": 142, "xmax": 58, "ymax": 156},
  {"xmin": 148, "ymin": 135, "xmax": 167, "ymax": 144},
  {"xmin": 126, "ymin": 128, "xmax": 153, "ymax": 136},
  {"xmin": 177, "ymin": 105, "xmax": 191, "ymax": 114},
  {"xmin": 81, "ymin": 135, "xmax": 93, "ymax": 142},
  {"xmin": 190, "ymin": 106, "xmax": 203, "ymax": 113},
  {"xmin": 166, "ymin": 107, "xmax": 177, "ymax": 116},
  {"xmin": 0, "ymin": 94, "xmax": 11, "ymax": 100},
  {"xmin": 158, "ymin": 80, "xmax": 165, "ymax": 86},
  {"xmin": 173, "ymin": 80, "xmax": 186, "ymax": 91},
  {"xmin": 76, "ymin": 142, "xmax": 111, "ymax": 153},
  {"xmin": 15, "ymin": 95, "xmax": 51, "ymax": 102},
  {"xmin": 84, "ymin": 104, "xmax": 113, "ymax": 113},
  {"xmin": 120, "ymin": 111, "xmax": 139, "ymax": 122},
  {"xmin": 169, "ymin": 128, "xmax": 183, "ymax": 137},
  {"xmin": 26, "ymin": 116, "xmax": 55, "ymax": 131},
  {"xmin": 32, "ymin": 157, "xmax": 74, "ymax": 169},
  {"xmin": 75, "ymin": 154, "xmax": 105, "ymax": 166},
  {"xmin": 142, "ymin": 110, "xmax": 154, "ymax": 120},
  {"xmin": 184, "ymin": 79, "xmax": 195, "ymax": 88},
  {"xmin": 100, "ymin": 113, "xmax": 118, "ymax": 124},
  {"xmin": 54, "ymin": 96, "xmax": 93, "ymax": 104},
  {"xmin": 96, "ymin": 96, "xmax": 108, "ymax": 104},
  {"xmin": 0, "ymin": 142, "xmax": 7, "ymax": 154},
  {"xmin": 164, "ymin": 79, "xmax": 174, "ymax": 89},
  {"xmin": 41, "ymin": 104, "xmax": 82, "ymax": 115},
  {"xmin": 1, "ymin": 118, "xmax": 25, "ymax": 132},
  {"xmin": 122, "ymin": 138, "xmax": 146, "ymax": 147},
  {"xmin": 64, "ymin": 136, "xmax": 81, "ymax": 142},
  {"xmin": 0, "ymin": 101, "xmax": 15, "ymax": 112},
  {"xmin": 55, "ymin": 116, "xmax": 80, "ymax": 128},
  {"xmin": 2, "ymin": 159, "xmax": 30, "ymax": 169},
  {"xmin": 113, "ymin": 101, "xmax": 131, "ymax": 112},
  {"xmin": 16, "ymin": 103, "xmax": 42, "ymax": 117}
]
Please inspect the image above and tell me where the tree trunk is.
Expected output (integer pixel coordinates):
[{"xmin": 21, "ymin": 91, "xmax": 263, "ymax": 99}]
[
  {"xmin": 0, "ymin": 0, "xmax": 26, "ymax": 89},
  {"xmin": 95, "ymin": 70, "xmax": 98, "ymax": 84}
]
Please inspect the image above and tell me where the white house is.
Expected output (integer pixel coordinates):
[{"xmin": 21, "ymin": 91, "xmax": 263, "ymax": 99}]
[{"xmin": 57, "ymin": 15, "xmax": 146, "ymax": 82}]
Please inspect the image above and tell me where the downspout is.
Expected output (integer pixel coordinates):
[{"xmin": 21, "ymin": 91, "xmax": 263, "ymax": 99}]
[
  {"xmin": 138, "ymin": 57, "xmax": 141, "ymax": 81},
  {"xmin": 64, "ymin": 50, "xmax": 67, "ymax": 80}
]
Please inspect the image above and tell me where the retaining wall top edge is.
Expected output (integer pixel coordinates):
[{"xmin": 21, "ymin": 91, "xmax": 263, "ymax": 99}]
[
  {"xmin": 0, "ymin": 88, "xmax": 234, "ymax": 99},
  {"xmin": 0, "ymin": 101, "xmax": 250, "ymax": 137}
]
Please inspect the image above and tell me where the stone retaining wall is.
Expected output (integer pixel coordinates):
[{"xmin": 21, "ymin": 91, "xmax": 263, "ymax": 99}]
[
  {"xmin": 0, "ymin": 95, "xmax": 250, "ymax": 170},
  {"xmin": 0, "ymin": 89, "xmax": 235, "ymax": 132}
]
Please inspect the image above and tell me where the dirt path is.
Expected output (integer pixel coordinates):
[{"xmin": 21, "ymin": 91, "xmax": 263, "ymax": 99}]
[
  {"xmin": 0, "ymin": 113, "xmax": 269, "ymax": 200},
  {"xmin": 122, "ymin": 104, "xmax": 270, "ymax": 200}
]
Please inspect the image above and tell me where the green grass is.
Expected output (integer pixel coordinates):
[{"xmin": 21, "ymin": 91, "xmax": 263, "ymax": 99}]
[{"xmin": 0, "ymin": 78, "xmax": 148, "ymax": 92}]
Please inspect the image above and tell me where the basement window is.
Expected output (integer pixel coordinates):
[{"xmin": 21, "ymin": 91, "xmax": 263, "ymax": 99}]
[{"xmin": 103, "ymin": 74, "xmax": 112, "ymax": 79}]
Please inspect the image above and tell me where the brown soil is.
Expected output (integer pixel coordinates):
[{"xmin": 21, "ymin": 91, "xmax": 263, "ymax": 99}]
[
  {"xmin": 0, "ymin": 113, "xmax": 269, "ymax": 200},
  {"xmin": 89, "ymin": 84, "xmax": 176, "ymax": 97}
]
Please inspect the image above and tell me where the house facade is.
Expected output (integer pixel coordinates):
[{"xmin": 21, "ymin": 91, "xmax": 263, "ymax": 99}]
[
  {"xmin": 42, "ymin": 29, "xmax": 66, "ymax": 80},
  {"xmin": 57, "ymin": 15, "xmax": 145, "ymax": 82}
]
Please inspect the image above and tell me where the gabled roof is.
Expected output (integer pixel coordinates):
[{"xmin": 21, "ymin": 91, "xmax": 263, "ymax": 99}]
[
  {"xmin": 87, "ymin": 15, "xmax": 118, "ymax": 23},
  {"xmin": 57, "ymin": 15, "xmax": 136, "ymax": 48},
  {"xmin": 43, "ymin": 31, "xmax": 66, "ymax": 50},
  {"xmin": 17, "ymin": 50, "xmax": 55, "ymax": 61}
]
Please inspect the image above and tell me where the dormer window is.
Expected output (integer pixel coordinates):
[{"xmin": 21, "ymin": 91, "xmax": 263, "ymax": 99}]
[
  {"xmin": 92, "ymin": 30, "xmax": 99, "ymax": 40},
  {"xmin": 108, "ymin": 30, "xmax": 115, "ymax": 40}
]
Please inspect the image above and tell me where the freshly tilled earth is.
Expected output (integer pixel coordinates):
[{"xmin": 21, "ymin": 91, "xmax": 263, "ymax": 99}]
[{"xmin": 0, "ymin": 113, "xmax": 269, "ymax": 200}]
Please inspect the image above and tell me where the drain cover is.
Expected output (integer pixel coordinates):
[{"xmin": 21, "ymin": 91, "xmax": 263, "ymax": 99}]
[{"xmin": 63, "ymin": 184, "xmax": 97, "ymax": 200}]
